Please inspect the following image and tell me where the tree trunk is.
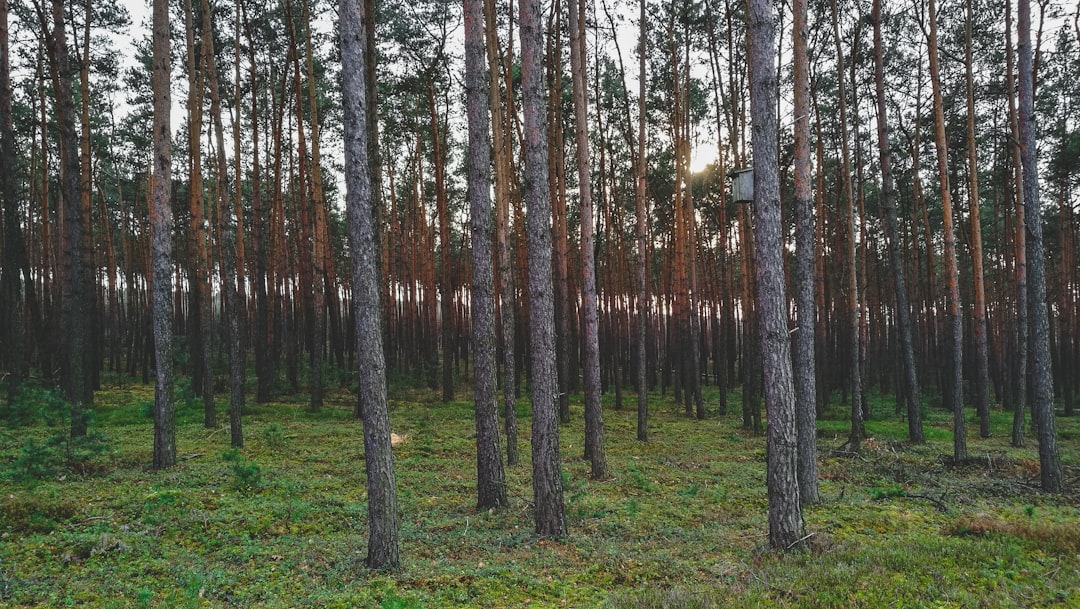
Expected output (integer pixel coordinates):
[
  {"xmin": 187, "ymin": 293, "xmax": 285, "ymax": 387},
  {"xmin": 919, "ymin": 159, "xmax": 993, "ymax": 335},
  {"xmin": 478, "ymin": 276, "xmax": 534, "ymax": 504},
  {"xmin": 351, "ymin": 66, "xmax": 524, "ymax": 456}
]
[
  {"xmin": 635, "ymin": 0, "xmax": 649, "ymax": 442},
  {"xmin": 341, "ymin": 0, "xmax": 400, "ymax": 569},
  {"xmin": 748, "ymin": 0, "xmax": 804, "ymax": 549},
  {"xmin": 150, "ymin": 0, "xmax": 175, "ymax": 470},
  {"xmin": 201, "ymin": 0, "xmax": 244, "ymax": 448},
  {"xmin": 965, "ymin": 0, "xmax": 991, "ymax": 438},
  {"xmin": 520, "ymin": 0, "xmax": 566, "ymax": 538},
  {"xmin": 484, "ymin": 0, "xmax": 518, "ymax": 467},
  {"xmin": 183, "ymin": 0, "xmax": 214, "ymax": 429},
  {"xmin": 792, "ymin": 0, "xmax": 819, "ymax": 504},
  {"xmin": 928, "ymin": 0, "xmax": 967, "ymax": 461},
  {"xmin": 568, "ymin": 0, "xmax": 607, "ymax": 480},
  {"xmin": 872, "ymin": 0, "xmax": 922, "ymax": 444},
  {"xmin": 1017, "ymin": 0, "xmax": 1063, "ymax": 492},
  {"xmin": 465, "ymin": 0, "xmax": 508, "ymax": 510},
  {"xmin": 828, "ymin": 0, "xmax": 862, "ymax": 450}
]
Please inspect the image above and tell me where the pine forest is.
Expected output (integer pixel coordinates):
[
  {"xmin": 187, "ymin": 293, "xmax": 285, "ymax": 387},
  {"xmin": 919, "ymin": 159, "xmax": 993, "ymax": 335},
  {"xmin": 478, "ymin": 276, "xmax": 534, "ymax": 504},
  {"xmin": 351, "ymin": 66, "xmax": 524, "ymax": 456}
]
[{"xmin": 0, "ymin": 0, "xmax": 1078, "ymax": 605}]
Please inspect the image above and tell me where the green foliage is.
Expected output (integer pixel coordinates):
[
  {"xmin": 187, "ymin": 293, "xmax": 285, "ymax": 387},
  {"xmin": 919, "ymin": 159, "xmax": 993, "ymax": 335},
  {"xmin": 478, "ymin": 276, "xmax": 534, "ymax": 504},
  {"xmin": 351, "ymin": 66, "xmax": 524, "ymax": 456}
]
[
  {"xmin": 262, "ymin": 422, "xmax": 286, "ymax": 447},
  {"xmin": 5, "ymin": 431, "xmax": 110, "ymax": 482},
  {"xmin": 0, "ymin": 383, "xmax": 1077, "ymax": 607},
  {"xmin": 221, "ymin": 448, "xmax": 262, "ymax": 492},
  {"xmin": 0, "ymin": 383, "xmax": 68, "ymax": 427}
]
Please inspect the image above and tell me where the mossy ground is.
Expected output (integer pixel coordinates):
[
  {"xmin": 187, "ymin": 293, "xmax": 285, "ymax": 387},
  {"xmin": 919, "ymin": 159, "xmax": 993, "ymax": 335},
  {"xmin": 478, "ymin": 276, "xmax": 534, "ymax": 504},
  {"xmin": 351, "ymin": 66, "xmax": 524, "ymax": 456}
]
[{"xmin": 1, "ymin": 381, "xmax": 1078, "ymax": 608}]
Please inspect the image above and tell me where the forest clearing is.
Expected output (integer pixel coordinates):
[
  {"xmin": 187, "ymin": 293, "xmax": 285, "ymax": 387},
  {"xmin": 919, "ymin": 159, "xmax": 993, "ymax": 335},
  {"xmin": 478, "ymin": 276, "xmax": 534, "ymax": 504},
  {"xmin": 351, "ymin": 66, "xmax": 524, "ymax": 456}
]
[{"xmin": 1, "ymin": 382, "xmax": 1078, "ymax": 608}]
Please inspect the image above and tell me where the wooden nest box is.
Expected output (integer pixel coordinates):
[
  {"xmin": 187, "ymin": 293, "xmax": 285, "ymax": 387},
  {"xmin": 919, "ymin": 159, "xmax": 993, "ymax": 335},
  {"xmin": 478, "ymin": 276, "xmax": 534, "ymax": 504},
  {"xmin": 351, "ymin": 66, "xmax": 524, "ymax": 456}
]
[{"xmin": 730, "ymin": 167, "xmax": 753, "ymax": 203}]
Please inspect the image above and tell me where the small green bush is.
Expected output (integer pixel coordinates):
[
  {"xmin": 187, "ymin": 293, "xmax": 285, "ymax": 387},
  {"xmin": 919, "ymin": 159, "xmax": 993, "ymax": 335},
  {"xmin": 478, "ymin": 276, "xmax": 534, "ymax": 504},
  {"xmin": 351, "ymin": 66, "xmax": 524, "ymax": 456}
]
[{"xmin": 221, "ymin": 449, "xmax": 262, "ymax": 492}]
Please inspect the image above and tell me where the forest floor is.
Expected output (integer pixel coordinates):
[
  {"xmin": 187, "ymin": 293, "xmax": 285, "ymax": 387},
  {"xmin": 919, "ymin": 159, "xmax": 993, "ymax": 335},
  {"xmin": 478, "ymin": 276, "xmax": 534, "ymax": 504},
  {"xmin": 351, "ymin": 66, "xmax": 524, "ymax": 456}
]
[{"xmin": 1, "ymin": 379, "xmax": 1079, "ymax": 608}]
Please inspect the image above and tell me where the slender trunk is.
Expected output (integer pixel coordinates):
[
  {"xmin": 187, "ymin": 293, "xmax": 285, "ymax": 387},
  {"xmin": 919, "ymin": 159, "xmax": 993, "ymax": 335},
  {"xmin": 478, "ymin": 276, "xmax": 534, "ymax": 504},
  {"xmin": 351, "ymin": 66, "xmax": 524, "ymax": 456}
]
[
  {"xmin": 465, "ymin": 0, "xmax": 508, "ymax": 509},
  {"xmin": 568, "ymin": 0, "xmax": 606, "ymax": 479},
  {"xmin": 872, "ymin": 0, "xmax": 922, "ymax": 443},
  {"xmin": 635, "ymin": 0, "xmax": 649, "ymax": 442},
  {"xmin": 202, "ymin": 0, "xmax": 244, "ymax": 447},
  {"xmin": 829, "ymin": 0, "xmax": 862, "ymax": 450},
  {"xmin": 1017, "ymin": 0, "xmax": 1062, "ymax": 491},
  {"xmin": 341, "ymin": 0, "xmax": 400, "ymax": 568},
  {"xmin": 928, "ymin": 0, "xmax": 967, "ymax": 461},
  {"xmin": 150, "ymin": 0, "xmax": 174, "ymax": 469},
  {"xmin": 792, "ymin": 0, "xmax": 819, "ymax": 503},
  {"xmin": 748, "ymin": 0, "xmax": 804, "ymax": 549},
  {"xmin": 485, "ymin": 0, "xmax": 518, "ymax": 466},
  {"xmin": 520, "ymin": 0, "xmax": 567, "ymax": 537},
  {"xmin": 965, "ymin": 0, "xmax": 991, "ymax": 438}
]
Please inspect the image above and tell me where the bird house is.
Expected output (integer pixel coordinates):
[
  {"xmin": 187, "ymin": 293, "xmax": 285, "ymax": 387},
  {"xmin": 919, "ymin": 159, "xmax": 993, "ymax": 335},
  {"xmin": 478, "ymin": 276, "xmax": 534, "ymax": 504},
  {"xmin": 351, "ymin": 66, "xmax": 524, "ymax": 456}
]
[{"xmin": 730, "ymin": 167, "xmax": 753, "ymax": 203}]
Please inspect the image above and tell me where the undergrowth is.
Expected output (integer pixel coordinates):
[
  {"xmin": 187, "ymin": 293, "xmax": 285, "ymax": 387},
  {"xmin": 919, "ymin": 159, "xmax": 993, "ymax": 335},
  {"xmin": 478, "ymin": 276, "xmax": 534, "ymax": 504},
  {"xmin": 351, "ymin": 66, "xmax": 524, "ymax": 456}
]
[{"xmin": 0, "ymin": 382, "xmax": 1077, "ymax": 608}]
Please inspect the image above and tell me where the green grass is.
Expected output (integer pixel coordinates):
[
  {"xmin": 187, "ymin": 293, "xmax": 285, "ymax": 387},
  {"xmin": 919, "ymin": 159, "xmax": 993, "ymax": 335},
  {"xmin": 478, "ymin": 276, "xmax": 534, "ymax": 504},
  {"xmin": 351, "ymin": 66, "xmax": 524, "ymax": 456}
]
[{"xmin": 1, "ymin": 383, "xmax": 1078, "ymax": 608}]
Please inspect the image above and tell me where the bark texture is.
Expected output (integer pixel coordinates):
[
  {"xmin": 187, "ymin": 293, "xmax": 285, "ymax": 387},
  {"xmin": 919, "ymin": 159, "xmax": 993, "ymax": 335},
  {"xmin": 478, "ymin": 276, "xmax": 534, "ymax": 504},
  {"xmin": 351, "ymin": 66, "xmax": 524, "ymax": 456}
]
[
  {"xmin": 748, "ymin": 0, "xmax": 805, "ymax": 549},
  {"xmin": 520, "ymin": 0, "xmax": 567, "ymax": 538},
  {"xmin": 465, "ymin": 0, "xmax": 508, "ymax": 510},
  {"xmin": 341, "ymin": 0, "xmax": 401, "ymax": 568}
]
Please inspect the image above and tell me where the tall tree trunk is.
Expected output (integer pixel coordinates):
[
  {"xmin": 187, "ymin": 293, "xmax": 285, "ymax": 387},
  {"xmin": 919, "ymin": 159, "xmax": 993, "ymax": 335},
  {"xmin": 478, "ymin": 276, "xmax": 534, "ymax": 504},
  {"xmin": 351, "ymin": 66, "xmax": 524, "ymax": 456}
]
[
  {"xmin": 37, "ymin": 0, "xmax": 90, "ymax": 436},
  {"xmin": 430, "ymin": 81, "xmax": 455, "ymax": 403},
  {"xmin": 1017, "ymin": 0, "xmax": 1062, "ymax": 492},
  {"xmin": 792, "ymin": 0, "xmax": 819, "ymax": 504},
  {"xmin": 150, "ymin": 0, "xmax": 175, "ymax": 469},
  {"xmin": 928, "ymin": 0, "xmax": 967, "ymax": 461},
  {"xmin": 829, "ymin": 0, "xmax": 862, "ymax": 450},
  {"xmin": 748, "ymin": 0, "xmax": 804, "ymax": 549},
  {"xmin": 520, "ymin": 0, "xmax": 566, "ymax": 538},
  {"xmin": 965, "ymin": 0, "xmax": 991, "ymax": 438},
  {"xmin": 872, "ymin": 0, "xmax": 922, "ymax": 444},
  {"xmin": 568, "ymin": 0, "xmax": 607, "ymax": 480},
  {"xmin": 484, "ymin": 0, "xmax": 519, "ymax": 467},
  {"xmin": 634, "ymin": 0, "xmax": 649, "ymax": 442},
  {"xmin": 465, "ymin": 0, "xmax": 508, "ymax": 509},
  {"xmin": 341, "ymin": 0, "xmax": 401, "ymax": 569},
  {"xmin": 0, "ymin": 0, "xmax": 27, "ymax": 406},
  {"xmin": 201, "ymin": 0, "xmax": 244, "ymax": 448},
  {"xmin": 183, "ymin": 0, "xmax": 214, "ymax": 428}
]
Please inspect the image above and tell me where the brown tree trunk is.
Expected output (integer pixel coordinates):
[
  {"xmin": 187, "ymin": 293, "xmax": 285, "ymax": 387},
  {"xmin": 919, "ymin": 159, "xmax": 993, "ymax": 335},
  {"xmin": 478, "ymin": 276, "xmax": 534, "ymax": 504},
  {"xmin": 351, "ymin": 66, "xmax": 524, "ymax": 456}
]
[
  {"xmin": 568, "ymin": 0, "xmax": 607, "ymax": 480},
  {"xmin": 928, "ymin": 0, "xmax": 967, "ymax": 461},
  {"xmin": 520, "ymin": 0, "xmax": 566, "ymax": 538},
  {"xmin": 792, "ymin": 0, "xmax": 819, "ymax": 504},
  {"xmin": 829, "ymin": 0, "xmax": 862, "ymax": 450},
  {"xmin": 635, "ymin": 0, "xmax": 649, "ymax": 442},
  {"xmin": 484, "ymin": 0, "xmax": 518, "ymax": 466},
  {"xmin": 150, "ymin": 0, "xmax": 174, "ymax": 469},
  {"xmin": 872, "ymin": 0, "xmax": 922, "ymax": 444},
  {"xmin": 341, "ymin": 0, "xmax": 400, "ymax": 569},
  {"xmin": 465, "ymin": 0, "xmax": 508, "ymax": 509},
  {"xmin": 748, "ymin": 0, "xmax": 804, "ymax": 549},
  {"xmin": 965, "ymin": 0, "xmax": 991, "ymax": 438},
  {"xmin": 1017, "ymin": 0, "xmax": 1062, "ymax": 491},
  {"xmin": 183, "ymin": 0, "xmax": 214, "ymax": 428},
  {"xmin": 201, "ymin": 0, "xmax": 244, "ymax": 448}
]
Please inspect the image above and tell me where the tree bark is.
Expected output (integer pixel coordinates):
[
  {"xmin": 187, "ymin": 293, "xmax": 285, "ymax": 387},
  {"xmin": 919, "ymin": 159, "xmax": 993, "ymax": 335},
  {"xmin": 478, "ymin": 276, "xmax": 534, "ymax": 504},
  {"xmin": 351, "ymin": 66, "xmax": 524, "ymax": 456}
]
[
  {"xmin": 341, "ymin": 0, "xmax": 401, "ymax": 569},
  {"xmin": 635, "ymin": 0, "xmax": 649, "ymax": 443},
  {"xmin": 748, "ymin": 0, "xmax": 804, "ymax": 549},
  {"xmin": 568, "ymin": 0, "xmax": 607, "ymax": 480},
  {"xmin": 150, "ymin": 0, "xmax": 175, "ymax": 470},
  {"xmin": 1017, "ymin": 0, "xmax": 1063, "ymax": 492},
  {"xmin": 965, "ymin": 0, "xmax": 991, "ymax": 438},
  {"xmin": 928, "ymin": 0, "xmax": 967, "ymax": 461},
  {"xmin": 792, "ymin": 0, "xmax": 819, "ymax": 504},
  {"xmin": 520, "ymin": 0, "xmax": 567, "ymax": 538},
  {"xmin": 872, "ymin": 0, "xmax": 923, "ymax": 444},
  {"xmin": 828, "ymin": 0, "xmax": 862, "ymax": 450},
  {"xmin": 465, "ymin": 0, "xmax": 508, "ymax": 510},
  {"xmin": 484, "ymin": 0, "xmax": 519, "ymax": 467}
]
